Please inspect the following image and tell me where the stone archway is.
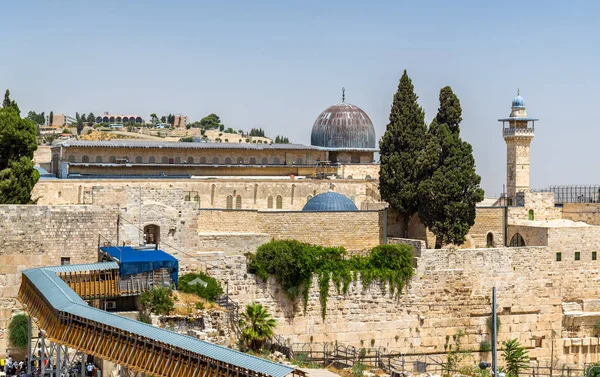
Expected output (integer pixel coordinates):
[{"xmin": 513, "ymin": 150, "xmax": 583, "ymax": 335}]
[{"xmin": 144, "ymin": 224, "xmax": 160, "ymax": 245}]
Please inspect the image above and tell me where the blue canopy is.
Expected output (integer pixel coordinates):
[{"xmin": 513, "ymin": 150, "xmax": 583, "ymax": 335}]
[{"xmin": 100, "ymin": 246, "xmax": 179, "ymax": 286}]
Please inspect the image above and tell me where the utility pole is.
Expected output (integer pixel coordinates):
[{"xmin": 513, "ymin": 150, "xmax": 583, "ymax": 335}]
[{"xmin": 492, "ymin": 287, "xmax": 498, "ymax": 377}]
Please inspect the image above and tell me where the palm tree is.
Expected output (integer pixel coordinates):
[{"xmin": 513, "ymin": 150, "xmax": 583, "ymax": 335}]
[
  {"xmin": 502, "ymin": 338, "xmax": 530, "ymax": 377},
  {"xmin": 239, "ymin": 302, "xmax": 276, "ymax": 351}
]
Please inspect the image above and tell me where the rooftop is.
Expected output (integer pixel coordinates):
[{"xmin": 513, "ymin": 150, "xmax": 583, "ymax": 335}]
[{"xmin": 302, "ymin": 191, "xmax": 358, "ymax": 211}]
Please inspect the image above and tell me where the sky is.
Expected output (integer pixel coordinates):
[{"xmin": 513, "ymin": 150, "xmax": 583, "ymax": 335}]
[{"xmin": 2, "ymin": 0, "xmax": 600, "ymax": 196}]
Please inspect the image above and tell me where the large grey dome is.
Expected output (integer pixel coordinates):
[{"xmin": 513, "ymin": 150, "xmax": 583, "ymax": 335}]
[
  {"xmin": 311, "ymin": 102, "xmax": 376, "ymax": 149},
  {"xmin": 302, "ymin": 191, "xmax": 358, "ymax": 212}
]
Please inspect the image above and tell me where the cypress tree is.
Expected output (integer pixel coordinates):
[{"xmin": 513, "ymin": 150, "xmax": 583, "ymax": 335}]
[
  {"xmin": 417, "ymin": 86, "xmax": 484, "ymax": 248},
  {"xmin": 0, "ymin": 90, "xmax": 39, "ymax": 204},
  {"xmin": 379, "ymin": 70, "xmax": 427, "ymax": 233}
]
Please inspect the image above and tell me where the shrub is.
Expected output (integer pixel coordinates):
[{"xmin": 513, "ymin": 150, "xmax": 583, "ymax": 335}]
[
  {"xmin": 247, "ymin": 240, "xmax": 414, "ymax": 318},
  {"xmin": 179, "ymin": 272, "xmax": 224, "ymax": 302},
  {"xmin": 479, "ymin": 340, "xmax": 491, "ymax": 352},
  {"xmin": 8, "ymin": 314, "xmax": 28, "ymax": 350},
  {"xmin": 139, "ymin": 286, "xmax": 174, "ymax": 315},
  {"xmin": 239, "ymin": 302, "xmax": 276, "ymax": 352},
  {"xmin": 352, "ymin": 361, "xmax": 366, "ymax": 377},
  {"xmin": 502, "ymin": 338, "xmax": 529, "ymax": 377}
]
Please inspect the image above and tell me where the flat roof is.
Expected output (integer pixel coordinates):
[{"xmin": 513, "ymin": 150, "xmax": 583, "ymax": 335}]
[{"xmin": 55, "ymin": 140, "xmax": 378, "ymax": 152}]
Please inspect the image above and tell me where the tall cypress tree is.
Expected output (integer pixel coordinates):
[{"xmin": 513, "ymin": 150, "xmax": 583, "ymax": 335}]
[
  {"xmin": 0, "ymin": 90, "xmax": 39, "ymax": 204},
  {"xmin": 379, "ymin": 70, "xmax": 427, "ymax": 233},
  {"xmin": 417, "ymin": 86, "xmax": 484, "ymax": 248}
]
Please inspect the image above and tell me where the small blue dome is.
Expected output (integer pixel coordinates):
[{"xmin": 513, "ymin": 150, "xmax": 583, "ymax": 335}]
[
  {"xmin": 512, "ymin": 95, "xmax": 525, "ymax": 108},
  {"xmin": 302, "ymin": 191, "xmax": 358, "ymax": 212}
]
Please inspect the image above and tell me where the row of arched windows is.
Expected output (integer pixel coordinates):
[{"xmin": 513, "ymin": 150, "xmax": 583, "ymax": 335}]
[{"xmin": 67, "ymin": 155, "xmax": 302, "ymax": 165}]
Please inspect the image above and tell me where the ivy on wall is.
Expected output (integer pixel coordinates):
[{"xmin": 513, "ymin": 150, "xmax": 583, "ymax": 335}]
[{"xmin": 246, "ymin": 240, "xmax": 415, "ymax": 318}]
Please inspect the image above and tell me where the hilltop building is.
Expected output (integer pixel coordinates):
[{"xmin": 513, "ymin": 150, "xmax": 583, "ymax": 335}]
[
  {"xmin": 95, "ymin": 112, "xmax": 144, "ymax": 124},
  {"xmin": 49, "ymin": 95, "xmax": 379, "ymax": 179},
  {"xmin": 45, "ymin": 113, "xmax": 76, "ymax": 127}
]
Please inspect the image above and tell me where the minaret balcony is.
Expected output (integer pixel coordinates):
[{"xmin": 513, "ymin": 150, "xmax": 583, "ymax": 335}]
[{"xmin": 503, "ymin": 127, "xmax": 534, "ymax": 137}]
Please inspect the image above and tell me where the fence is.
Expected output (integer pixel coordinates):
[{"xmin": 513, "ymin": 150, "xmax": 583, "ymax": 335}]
[{"xmin": 266, "ymin": 340, "xmax": 590, "ymax": 377}]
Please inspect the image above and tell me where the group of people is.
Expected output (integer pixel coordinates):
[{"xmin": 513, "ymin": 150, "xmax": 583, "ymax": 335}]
[{"xmin": 0, "ymin": 355, "xmax": 27, "ymax": 377}]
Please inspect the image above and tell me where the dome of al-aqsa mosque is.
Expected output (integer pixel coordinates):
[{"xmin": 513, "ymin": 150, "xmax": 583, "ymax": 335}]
[{"xmin": 310, "ymin": 89, "xmax": 376, "ymax": 150}]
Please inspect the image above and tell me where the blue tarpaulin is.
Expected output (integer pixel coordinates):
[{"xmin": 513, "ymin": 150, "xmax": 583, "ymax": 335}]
[{"xmin": 100, "ymin": 246, "xmax": 179, "ymax": 286}]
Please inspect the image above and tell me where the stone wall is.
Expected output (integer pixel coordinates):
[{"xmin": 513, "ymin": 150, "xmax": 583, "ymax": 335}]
[
  {"xmin": 0, "ymin": 205, "xmax": 117, "ymax": 353},
  {"xmin": 33, "ymin": 146, "xmax": 52, "ymax": 170},
  {"xmin": 338, "ymin": 164, "xmax": 380, "ymax": 180},
  {"xmin": 388, "ymin": 207, "xmax": 505, "ymax": 249},
  {"xmin": 186, "ymin": 242, "xmax": 600, "ymax": 366},
  {"xmin": 33, "ymin": 179, "xmax": 380, "ymax": 211},
  {"xmin": 509, "ymin": 192, "xmax": 562, "ymax": 222},
  {"xmin": 562, "ymin": 203, "xmax": 600, "ymax": 225}
]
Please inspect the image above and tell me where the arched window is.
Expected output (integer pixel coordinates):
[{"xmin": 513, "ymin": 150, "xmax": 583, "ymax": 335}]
[
  {"xmin": 347, "ymin": 175, "xmax": 353, "ymax": 179},
  {"xmin": 486, "ymin": 232, "xmax": 494, "ymax": 248},
  {"xmin": 226, "ymin": 195, "xmax": 233, "ymax": 209},
  {"xmin": 237, "ymin": 157, "xmax": 244, "ymax": 164},
  {"xmin": 175, "ymin": 157, "xmax": 182, "ymax": 164},
  {"xmin": 148, "ymin": 156, "xmax": 156, "ymax": 163},
  {"xmin": 68, "ymin": 155, "xmax": 76, "ymax": 163},
  {"xmin": 528, "ymin": 209, "xmax": 535, "ymax": 221},
  {"xmin": 193, "ymin": 194, "xmax": 200, "ymax": 205},
  {"xmin": 307, "ymin": 195, "xmax": 313, "ymax": 202},
  {"xmin": 187, "ymin": 156, "xmax": 194, "ymax": 164},
  {"xmin": 225, "ymin": 157, "xmax": 232, "ymax": 164},
  {"xmin": 261, "ymin": 157, "xmax": 268, "ymax": 165},
  {"xmin": 144, "ymin": 224, "xmax": 160, "ymax": 245},
  {"xmin": 235, "ymin": 195, "xmax": 242, "ymax": 209},
  {"xmin": 81, "ymin": 155, "xmax": 89, "ymax": 163},
  {"xmin": 365, "ymin": 175, "xmax": 372, "ymax": 180},
  {"xmin": 95, "ymin": 156, "xmax": 103, "ymax": 163},
  {"xmin": 199, "ymin": 157, "xmax": 207, "ymax": 164},
  {"xmin": 212, "ymin": 157, "xmax": 219, "ymax": 164},
  {"xmin": 135, "ymin": 156, "xmax": 143, "ymax": 163},
  {"xmin": 161, "ymin": 156, "xmax": 169, "ymax": 164},
  {"xmin": 273, "ymin": 157, "xmax": 280, "ymax": 165},
  {"xmin": 296, "ymin": 157, "xmax": 303, "ymax": 165},
  {"xmin": 249, "ymin": 157, "xmax": 256, "ymax": 165},
  {"xmin": 509, "ymin": 233, "xmax": 526, "ymax": 247},
  {"xmin": 267, "ymin": 196, "xmax": 273, "ymax": 209},
  {"xmin": 276, "ymin": 195, "xmax": 283, "ymax": 209},
  {"xmin": 109, "ymin": 156, "xmax": 116, "ymax": 163}
]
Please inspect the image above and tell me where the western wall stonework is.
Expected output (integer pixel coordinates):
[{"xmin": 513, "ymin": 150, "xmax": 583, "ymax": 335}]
[
  {"xmin": 186, "ymin": 243, "xmax": 600, "ymax": 366},
  {"xmin": 0, "ymin": 205, "xmax": 118, "ymax": 353}
]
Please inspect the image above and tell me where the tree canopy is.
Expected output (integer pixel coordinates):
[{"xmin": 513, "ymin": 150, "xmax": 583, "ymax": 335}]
[
  {"xmin": 417, "ymin": 86, "xmax": 484, "ymax": 248},
  {"xmin": 379, "ymin": 70, "xmax": 427, "ymax": 232},
  {"xmin": 0, "ymin": 90, "xmax": 39, "ymax": 204},
  {"xmin": 200, "ymin": 113, "xmax": 223, "ymax": 130},
  {"xmin": 8, "ymin": 314, "xmax": 28, "ymax": 351},
  {"xmin": 26, "ymin": 111, "xmax": 45, "ymax": 125}
]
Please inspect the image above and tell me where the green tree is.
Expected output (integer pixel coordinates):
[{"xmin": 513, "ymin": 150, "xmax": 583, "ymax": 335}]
[
  {"xmin": 3, "ymin": 90, "xmax": 20, "ymax": 112},
  {"xmin": 179, "ymin": 272, "xmax": 224, "ymax": 301},
  {"xmin": 167, "ymin": 113, "xmax": 175, "ymax": 125},
  {"xmin": 75, "ymin": 112, "xmax": 85, "ymax": 135},
  {"xmin": 502, "ymin": 339, "xmax": 529, "ymax": 377},
  {"xmin": 0, "ymin": 91, "xmax": 39, "ymax": 204},
  {"xmin": 160, "ymin": 115, "xmax": 166, "ymax": 123},
  {"xmin": 150, "ymin": 113, "xmax": 158, "ymax": 124},
  {"xmin": 417, "ymin": 87, "xmax": 484, "ymax": 248},
  {"xmin": 379, "ymin": 70, "xmax": 427, "ymax": 234},
  {"xmin": 26, "ymin": 111, "xmax": 45, "ymax": 125},
  {"xmin": 239, "ymin": 302, "xmax": 276, "ymax": 351},
  {"xmin": 49, "ymin": 111, "xmax": 54, "ymax": 126},
  {"xmin": 139, "ymin": 285, "xmax": 174, "ymax": 315},
  {"xmin": 8, "ymin": 314, "xmax": 29, "ymax": 351},
  {"xmin": 87, "ymin": 112, "xmax": 95, "ymax": 125}
]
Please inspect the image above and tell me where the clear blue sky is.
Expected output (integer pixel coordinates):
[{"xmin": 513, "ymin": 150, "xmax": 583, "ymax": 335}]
[{"xmin": 2, "ymin": 0, "xmax": 599, "ymax": 196}]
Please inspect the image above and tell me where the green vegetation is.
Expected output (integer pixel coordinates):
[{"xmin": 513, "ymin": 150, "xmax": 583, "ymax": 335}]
[
  {"xmin": 379, "ymin": 72, "xmax": 483, "ymax": 248},
  {"xmin": 274, "ymin": 135, "xmax": 290, "ymax": 144},
  {"xmin": 239, "ymin": 302, "xmax": 276, "ymax": 352},
  {"xmin": 417, "ymin": 86, "xmax": 484, "ymax": 248},
  {"xmin": 26, "ymin": 110, "xmax": 45, "ymax": 125},
  {"xmin": 140, "ymin": 285, "xmax": 175, "ymax": 315},
  {"xmin": 486, "ymin": 313, "xmax": 501, "ymax": 334},
  {"xmin": 178, "ymin": 272, "xmax": 224, "ymax": 301},
  {"xmin": 352, "ymin": 361, "xmax": 366, "ymax": 377},
  {"xmin": 249, "ymin": 128, "xmax": 265, "ymax": 137},
  {"xmin": 445, "ymin": 330, "xmax": 472, "ymax": 375},
  {"xmin": 0, "ymin": 90, "xmax": 39, "ymax": 204},
  {"xmin": 179, "ymin": 136, "xmax": 195, "ymax": 142},
  {"xmin": 501, "ymin": 338, "xmax": 529, "ymax": 377},
  {"xmin": 247, "ymin": 240, "xmax": 414, "ymax": 318},
  {"xmin": 8, "ymin": 314, "xmax": 28, "ymax": 350},
  {"xmin": 479, "ymin": 340, "xmax": 491, "ymax": 352},
  {"xmin": 379, "ymin": 70, "xmax": 427, "ymax": 235}
]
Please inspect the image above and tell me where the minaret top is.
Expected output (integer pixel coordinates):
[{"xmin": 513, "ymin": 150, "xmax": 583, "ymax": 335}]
[
  {"xmin": 512, "ymin": 90, "xmax": 525, "ymax": 109},
  {"xmin": 498, "ymin": 91, "xmax": 539, "ymax": 122}
]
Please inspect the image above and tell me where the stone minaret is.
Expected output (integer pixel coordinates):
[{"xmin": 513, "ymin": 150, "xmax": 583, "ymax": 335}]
[{"xmin": 498, "ymin": 91, "xmax": 538, "ymax": 205}]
